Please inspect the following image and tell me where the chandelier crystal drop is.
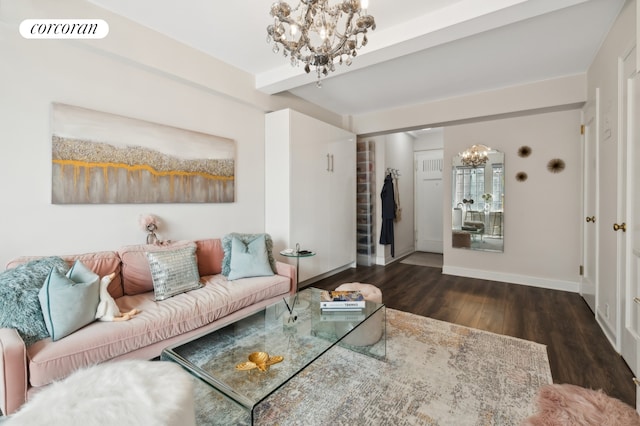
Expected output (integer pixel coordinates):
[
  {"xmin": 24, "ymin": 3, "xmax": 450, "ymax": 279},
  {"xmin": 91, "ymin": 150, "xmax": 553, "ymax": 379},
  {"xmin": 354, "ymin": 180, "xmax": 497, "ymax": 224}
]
[
  {"xmin": 267, "ymin": 0, "xmax": 376, "ymax": 85},
  {"xmin": 460, "ymin": 144, "xmax": 491, "ymax": 168}
]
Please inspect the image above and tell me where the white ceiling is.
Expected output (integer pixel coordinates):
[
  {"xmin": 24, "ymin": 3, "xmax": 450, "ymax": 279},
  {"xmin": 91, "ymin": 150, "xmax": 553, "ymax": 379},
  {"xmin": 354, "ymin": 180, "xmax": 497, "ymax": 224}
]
[{"xmin": 88, "ymin": 0, "xmax": 625, "ymax": 116}]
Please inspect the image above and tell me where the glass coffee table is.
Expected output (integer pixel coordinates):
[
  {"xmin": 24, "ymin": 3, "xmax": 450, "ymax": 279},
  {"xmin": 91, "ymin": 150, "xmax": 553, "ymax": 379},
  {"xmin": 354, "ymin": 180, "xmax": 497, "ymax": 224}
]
[{"xmin": 161, "ymin": 287, "xmax": 385, "ymax": 424}]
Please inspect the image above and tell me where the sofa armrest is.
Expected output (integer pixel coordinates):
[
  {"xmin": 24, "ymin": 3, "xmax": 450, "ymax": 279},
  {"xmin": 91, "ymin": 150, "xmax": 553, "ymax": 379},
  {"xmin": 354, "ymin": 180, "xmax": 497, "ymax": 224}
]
[
  {"xmin": 275, "ymin": 261, "xmax": 297, "ymax": 295},
  {"xmin": 0, "ymin": 328, "xmax": 27, "ymax": 416}
]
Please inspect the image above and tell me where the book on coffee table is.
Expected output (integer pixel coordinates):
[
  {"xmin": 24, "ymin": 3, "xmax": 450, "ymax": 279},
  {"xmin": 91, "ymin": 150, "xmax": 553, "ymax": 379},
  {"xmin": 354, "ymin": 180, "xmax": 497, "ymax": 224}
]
[
  {"xmin": 320, "ymin": 290, "xmax": 365, "ymax": 310},
  {"xmin": 320, "ymin": 311, "xmax": 366, "ymax": 321}
]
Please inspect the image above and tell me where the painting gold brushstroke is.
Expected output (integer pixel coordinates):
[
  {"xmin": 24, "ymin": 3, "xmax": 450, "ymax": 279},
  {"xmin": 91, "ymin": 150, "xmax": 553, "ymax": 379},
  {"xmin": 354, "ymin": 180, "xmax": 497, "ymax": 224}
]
[
  {"xmin": 51, "ymin": 103, "xmax": 235, "ymax": 204},
  {"xmin": 52, "ymin": 136, "xmax": 235, "ymax": 204}
]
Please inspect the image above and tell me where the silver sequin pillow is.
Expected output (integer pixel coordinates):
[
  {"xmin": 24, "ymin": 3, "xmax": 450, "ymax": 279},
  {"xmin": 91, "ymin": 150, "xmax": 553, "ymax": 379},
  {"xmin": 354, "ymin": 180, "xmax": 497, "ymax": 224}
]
[{"xmin": 146, "ymin": 246, "xmax": 202, "ymax": 301}]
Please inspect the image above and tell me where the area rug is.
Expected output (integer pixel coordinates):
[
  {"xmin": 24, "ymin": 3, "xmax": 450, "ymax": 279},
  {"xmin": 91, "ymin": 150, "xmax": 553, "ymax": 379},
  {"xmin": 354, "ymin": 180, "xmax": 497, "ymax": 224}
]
[
  {"xmin": 400, "ymin": 251, "xmax": 443, "ymax": 268},
  {"xmin": 193, "ymin": 309, "xmax": 552, "ymax": 425}
]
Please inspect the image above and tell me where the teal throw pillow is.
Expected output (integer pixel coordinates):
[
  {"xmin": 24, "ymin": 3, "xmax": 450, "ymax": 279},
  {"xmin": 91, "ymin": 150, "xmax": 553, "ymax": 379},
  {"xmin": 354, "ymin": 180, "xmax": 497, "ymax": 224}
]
[
  {"xmin": 227, "ymin": 234, "xmax": 275, "ymax": 281},
  {"xmin": 147, "ymin": 245, "xmax": 202, "ymax": 301},
  {"xmin": 0, "ymin": 256, "xmax": 69, "ymax": 346},
  {"xmin": 39, "ymin": 260, "xmax": 101, "ymax": 341},
  {"xmin": 222, "ymin": 233, "xmax": 277, "ymax": 276}
]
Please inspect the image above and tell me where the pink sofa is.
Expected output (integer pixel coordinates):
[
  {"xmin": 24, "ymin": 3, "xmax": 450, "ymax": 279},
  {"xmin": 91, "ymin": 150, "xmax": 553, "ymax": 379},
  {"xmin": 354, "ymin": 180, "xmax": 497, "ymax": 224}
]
[{"xmin": 0, "ymin": 238, "xmax": 295, "ymax": 416}]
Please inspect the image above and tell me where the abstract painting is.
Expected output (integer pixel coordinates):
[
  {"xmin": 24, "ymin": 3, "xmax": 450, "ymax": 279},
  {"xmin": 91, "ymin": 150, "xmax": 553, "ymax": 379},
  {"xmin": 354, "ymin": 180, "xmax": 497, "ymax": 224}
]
[{"xmin": 51, "ymin": 103, "xmax": 235, "ymax": 204}]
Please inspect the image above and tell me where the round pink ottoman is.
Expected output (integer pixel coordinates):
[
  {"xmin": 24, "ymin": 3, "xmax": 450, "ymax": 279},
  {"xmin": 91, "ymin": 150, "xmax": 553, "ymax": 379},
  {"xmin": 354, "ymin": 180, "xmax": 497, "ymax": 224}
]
[
  {"xmin": 334, "ymin": 282, "xmax": 383, "ymax": 346},
  {"xmin": 336, "ymin": 282, "xmax": 382, "ymax": 304}
]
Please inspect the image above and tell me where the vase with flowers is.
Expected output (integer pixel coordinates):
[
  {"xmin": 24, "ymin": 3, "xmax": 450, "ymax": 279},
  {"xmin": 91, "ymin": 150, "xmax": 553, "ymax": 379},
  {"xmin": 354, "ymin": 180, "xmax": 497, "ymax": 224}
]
[
  {"xmin": 139, "ymin": 214, "xmax": 160, "ymax": 245},
  {"xmin": 481, "ymin": 193, "xmax": 493, "ymax": 213}
]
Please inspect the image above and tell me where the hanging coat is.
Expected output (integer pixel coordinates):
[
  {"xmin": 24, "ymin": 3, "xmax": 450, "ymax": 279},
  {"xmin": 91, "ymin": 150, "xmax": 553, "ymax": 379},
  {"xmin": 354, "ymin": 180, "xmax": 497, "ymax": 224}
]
[{"xmin": 379, "ymin": 174, "xmax": 396, "ymax": 257}]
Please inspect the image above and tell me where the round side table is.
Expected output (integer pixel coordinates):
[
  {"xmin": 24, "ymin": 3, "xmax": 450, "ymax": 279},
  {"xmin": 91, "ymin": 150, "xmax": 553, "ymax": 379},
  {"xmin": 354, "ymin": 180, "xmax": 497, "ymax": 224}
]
[{"xmin": 280, "ymin": 248, "xmax": 315, "ymax": 311}]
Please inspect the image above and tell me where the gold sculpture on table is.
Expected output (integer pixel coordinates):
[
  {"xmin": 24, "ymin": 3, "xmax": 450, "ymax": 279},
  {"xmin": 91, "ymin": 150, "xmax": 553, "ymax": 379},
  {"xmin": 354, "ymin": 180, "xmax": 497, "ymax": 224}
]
[{"xmin": 235, "ymin": 352, "xmax": 284, "ymax": 372}]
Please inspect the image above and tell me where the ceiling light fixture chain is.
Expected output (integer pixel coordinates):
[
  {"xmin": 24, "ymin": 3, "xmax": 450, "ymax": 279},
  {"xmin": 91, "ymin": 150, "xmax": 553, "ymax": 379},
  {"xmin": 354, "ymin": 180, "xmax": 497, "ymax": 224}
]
[{"xmin": 267, "ymin": 0, "xmax": 376, "ymax": 87}]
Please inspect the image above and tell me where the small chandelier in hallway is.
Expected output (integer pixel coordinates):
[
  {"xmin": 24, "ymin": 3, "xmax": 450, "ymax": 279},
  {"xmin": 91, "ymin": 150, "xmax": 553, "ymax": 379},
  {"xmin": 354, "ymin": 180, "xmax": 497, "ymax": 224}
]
[{"xmin": 460, "ymin": 144, "xmax": 491, "ymax": 168}]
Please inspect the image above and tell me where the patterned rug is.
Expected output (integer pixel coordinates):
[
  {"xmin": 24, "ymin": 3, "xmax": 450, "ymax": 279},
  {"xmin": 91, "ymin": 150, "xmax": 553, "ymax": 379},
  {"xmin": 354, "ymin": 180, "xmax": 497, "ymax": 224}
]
[{"xmin": 193, "ymin": 309, "xmax": 552, "ymax": 425}]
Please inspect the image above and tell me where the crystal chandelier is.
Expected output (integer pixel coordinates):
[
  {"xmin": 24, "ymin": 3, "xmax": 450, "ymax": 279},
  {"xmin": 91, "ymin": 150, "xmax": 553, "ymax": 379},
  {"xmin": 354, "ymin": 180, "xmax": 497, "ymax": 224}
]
[
  {"xmin": 267, "ymin": 0, "xmax": 376, "ymax": 86},
  {"xmin": 460, "ymin": 144, "xmax": 491, "ymax": 168}
]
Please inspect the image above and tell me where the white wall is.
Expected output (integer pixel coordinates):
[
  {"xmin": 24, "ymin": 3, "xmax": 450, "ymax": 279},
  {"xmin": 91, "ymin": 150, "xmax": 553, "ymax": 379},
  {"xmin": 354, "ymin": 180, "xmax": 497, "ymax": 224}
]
[
  {"xmin": 352, "ymin": 75, "xmax": 586, "ymax": 137},
  {"xmin": 0, "ymin": 0, "xmax": 340, "ymax": 268},
  {"xmin": 413, "ymin": 128, "xmax": 444, "ymax": 151},
  {"xmin": 372, "ymin": 133, "xmax": 415, "ymax": 264},
  {"xmin": 443, "ymin": 109, "xmax": 582, "ymax": 291}
]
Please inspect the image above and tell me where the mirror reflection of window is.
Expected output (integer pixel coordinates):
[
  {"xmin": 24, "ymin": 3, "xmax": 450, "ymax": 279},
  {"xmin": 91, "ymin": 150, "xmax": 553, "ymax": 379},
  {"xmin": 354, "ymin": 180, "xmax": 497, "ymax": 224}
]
[
  {"xmin": 451, "ymin": 149, "xmax": 504, "ymax": 252},
  {"xmin": 453, "ymin": 167, "xmax": 484, "ymax": 209},
  {"xmin": 491, "ymin": 164, "xmax": 504, "ymax": 211}
]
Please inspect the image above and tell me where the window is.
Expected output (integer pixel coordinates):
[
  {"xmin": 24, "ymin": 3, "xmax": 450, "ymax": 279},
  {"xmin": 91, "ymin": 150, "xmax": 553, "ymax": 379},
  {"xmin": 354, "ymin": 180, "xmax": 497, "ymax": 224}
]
[{"xmin": 452, "ymin": 163, "xmax": 503, "ymax": 211}]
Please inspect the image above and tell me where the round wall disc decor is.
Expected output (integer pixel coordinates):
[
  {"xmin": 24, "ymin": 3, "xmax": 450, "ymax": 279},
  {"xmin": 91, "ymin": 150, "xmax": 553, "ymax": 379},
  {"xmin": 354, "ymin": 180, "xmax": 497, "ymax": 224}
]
[
  {"xmin": 516, "ymin": 172, "xmax": 528, "ymax": 182},
  {"xmin": 547, "ymin": 158, "xmax": 566, "ymax": 173},
  {"xmin": 518, "ymin": 146, "xmax": 532, "ymax": 158}
]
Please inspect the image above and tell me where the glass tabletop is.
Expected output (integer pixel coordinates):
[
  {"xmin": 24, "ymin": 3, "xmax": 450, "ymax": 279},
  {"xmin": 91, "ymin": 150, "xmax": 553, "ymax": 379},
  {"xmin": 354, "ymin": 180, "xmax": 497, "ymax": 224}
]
[
  {"xmin": 161, "ymin": 288, "xmax": 385, "ymax": 416},
  {"xmin": 279, "ymin": 249, "xmax": 316, "ymax": 258}
]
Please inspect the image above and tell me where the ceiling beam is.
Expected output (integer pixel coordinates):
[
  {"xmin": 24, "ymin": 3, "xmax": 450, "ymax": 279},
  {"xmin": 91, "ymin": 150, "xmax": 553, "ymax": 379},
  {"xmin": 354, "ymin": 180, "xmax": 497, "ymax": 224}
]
[{"xmin": 255, "ymin": 0, "xmax": 589, "ymax": 94}]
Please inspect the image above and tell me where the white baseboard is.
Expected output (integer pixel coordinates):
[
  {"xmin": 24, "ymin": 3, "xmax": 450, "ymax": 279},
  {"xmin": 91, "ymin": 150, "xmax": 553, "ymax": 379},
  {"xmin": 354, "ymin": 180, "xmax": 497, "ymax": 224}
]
[
  {"xmin": 299, "ymin": 263, "xmax": 355, "ymax": 288},
  {"xmin": 442, "ymin": 265, "xmax": 580, "ymax": 293},
  {"xmin": 376, "ymin": 246, "xmax": 414, "ymax": 266}
]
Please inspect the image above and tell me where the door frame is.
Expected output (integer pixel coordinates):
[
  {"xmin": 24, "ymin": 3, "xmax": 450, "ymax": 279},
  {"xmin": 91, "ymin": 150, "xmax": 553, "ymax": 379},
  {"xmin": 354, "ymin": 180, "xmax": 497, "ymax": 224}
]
[
  {"xmin": 581, "ymin": 91, "xmax": 599, "ymax": 314},
  {"xmin": 414, "ymin": 149, "xmax": 444, "ymax": 254}
]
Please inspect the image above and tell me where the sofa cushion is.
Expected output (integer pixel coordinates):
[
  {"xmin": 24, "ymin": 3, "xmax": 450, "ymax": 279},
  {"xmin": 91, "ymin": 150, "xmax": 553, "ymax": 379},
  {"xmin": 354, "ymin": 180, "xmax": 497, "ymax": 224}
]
[
  {"xmin": 0, "ymin": 257, "xmax": 69, "ymax": 346},
  {"xmin": 228, "ymin": 235, "xmax": 275, "ymax": 281},
  {"xmin": 26, "ymin": 273, "xmax": 291, "ymax": 387},
  {"xmin": 6, "ymin": 252, "xmax": 123, "ymax": 299},
  {"xmin": 39, "ymin": 260, "xmax": 100, "ymax": 341},
  {"xmin": 194, "ymin": 238, "xmax": 224, "ymax": 276},
  {"xmin": 147, "ymin": 246, "xmax": 202, "ymax": 301},
  {"xmin": 221, "ymin": 233, "xmax": 277, "ymax": 276},
  {"xmin": 118, "ymin": 241, "xmax": 196, "ymax": 295}
]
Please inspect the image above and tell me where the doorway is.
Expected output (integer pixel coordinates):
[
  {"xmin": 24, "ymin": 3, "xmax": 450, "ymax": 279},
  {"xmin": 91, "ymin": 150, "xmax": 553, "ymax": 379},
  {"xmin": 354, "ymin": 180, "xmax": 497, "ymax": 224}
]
[{"xmin": 414, "ymin": 149, "xmax": 444, "ymax": 253}]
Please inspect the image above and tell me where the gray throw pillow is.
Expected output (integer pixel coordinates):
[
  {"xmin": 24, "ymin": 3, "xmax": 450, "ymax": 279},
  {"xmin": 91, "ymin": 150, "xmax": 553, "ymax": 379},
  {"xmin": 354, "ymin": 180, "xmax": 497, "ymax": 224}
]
[
  {"xmin": 147, "ymin": 246, "xmax": 202, "ymax": 301},
  {"xmin": 221, "ymin": 233, "xmax": 277, "ymax": 276},
  {"xmin": 39, "ymin": 260, "xmax": 101, "ymax": 341},
  {"xmin": 0, "ymin": 256, "xmax": 69, "ymax": 346}
]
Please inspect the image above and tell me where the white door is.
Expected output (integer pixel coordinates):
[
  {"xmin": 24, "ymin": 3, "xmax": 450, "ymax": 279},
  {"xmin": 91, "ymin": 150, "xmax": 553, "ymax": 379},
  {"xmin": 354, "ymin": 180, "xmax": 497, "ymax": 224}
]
[
  {"xmin": 624, "ymin": 71, "xmax": 640, "ymax": 376},
  {"xmin": 618, "ymin": 48, "xmax": 634, "ymax": 363},
  {"xmin": 591, "ymin": 47, "xmax": 635, "ymax": 353},
  {"xmin": 582, "ymin": 95, "xmax": 599, "ymax": 313},
  {"xmin": 629, "ymin": 72, "xmax": 640, "ymax": 386},
  {"xmin": 414, "ymin": 150, "xmax": 443, "ymax": 253},
  {"xmin": 327, "ymin": 136, "xmax": 356, "ymax": 271},
  {"xmin": 290, "ymin": 113, "xmax": 332, "ymax": 281}
]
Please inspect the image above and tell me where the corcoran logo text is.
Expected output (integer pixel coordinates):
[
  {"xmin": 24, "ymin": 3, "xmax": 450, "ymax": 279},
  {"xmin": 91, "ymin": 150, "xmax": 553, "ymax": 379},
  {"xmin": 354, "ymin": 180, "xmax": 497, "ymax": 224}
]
[{"xmin": 20, "ymin": 19, "xmax": 109, "ymax": 39}]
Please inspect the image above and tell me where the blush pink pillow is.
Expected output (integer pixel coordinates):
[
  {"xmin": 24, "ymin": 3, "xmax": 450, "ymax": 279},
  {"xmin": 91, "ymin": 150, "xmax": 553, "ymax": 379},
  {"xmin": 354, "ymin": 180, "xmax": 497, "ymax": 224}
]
[
  {"xmin": 118, "ymin": 241, "xmax": 196, "ymax": 295},
  {"xmin": 195, "ymin": 239, "xmax": 223, "ymax": 276},
  {"xmin": 6, "ymin": 251, "xmax": 123, "ymax": 299}
]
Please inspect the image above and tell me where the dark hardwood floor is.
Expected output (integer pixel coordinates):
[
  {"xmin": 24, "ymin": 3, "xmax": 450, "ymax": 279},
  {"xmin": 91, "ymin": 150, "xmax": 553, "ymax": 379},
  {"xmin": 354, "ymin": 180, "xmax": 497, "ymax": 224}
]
[{"xmin": 306, "ymin": 258, "xmax": 637, "ymax": 407}]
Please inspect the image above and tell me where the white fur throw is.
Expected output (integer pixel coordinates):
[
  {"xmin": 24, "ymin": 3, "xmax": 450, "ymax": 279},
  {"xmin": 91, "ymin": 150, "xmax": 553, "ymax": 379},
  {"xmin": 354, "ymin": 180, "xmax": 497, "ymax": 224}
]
[{"xmin": 5, "ymin": 360, "xmax": 195, "ymax": 426}]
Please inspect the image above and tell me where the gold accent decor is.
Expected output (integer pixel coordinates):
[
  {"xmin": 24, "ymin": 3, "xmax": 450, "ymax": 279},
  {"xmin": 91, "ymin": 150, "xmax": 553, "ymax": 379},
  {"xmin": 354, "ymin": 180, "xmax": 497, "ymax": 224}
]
[
  {"xmin": 547, "ymin": 158, "xmax": 566, "ymax": 173},
  {"xmin": 460, "ymin": 144, "xmax": 490, "ymax": 168},
  {"xmin": 613, "ymin": 223, "xmax": 627, "ymax": 232},
  {"xmin": 517, "ymin": 146, "xmax": 532, "ymax": 158},
  {"xmin": 235, "ymin": 351, "xmax": 284, "ymax": 372}
]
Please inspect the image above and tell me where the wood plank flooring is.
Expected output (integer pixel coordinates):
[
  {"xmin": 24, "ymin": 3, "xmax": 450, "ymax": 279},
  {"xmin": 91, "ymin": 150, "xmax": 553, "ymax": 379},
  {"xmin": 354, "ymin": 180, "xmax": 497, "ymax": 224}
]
[{"xmin": 307, "ymin": 259, "xmax": 637, "ymax": 407}]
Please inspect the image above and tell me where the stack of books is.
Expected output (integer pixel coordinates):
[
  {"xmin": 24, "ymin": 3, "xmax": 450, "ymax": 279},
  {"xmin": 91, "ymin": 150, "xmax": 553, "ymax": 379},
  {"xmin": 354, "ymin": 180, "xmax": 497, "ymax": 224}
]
[{"xmin": 320, "ymin": 290, "xmax": 365, "ymax": 312}]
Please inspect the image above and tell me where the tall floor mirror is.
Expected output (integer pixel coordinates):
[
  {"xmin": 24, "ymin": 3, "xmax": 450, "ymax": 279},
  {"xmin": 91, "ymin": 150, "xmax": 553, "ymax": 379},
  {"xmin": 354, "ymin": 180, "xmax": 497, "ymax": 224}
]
[{"xmin": 452, "ymin": 145, "xmax": 504, "ymax": 252}]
